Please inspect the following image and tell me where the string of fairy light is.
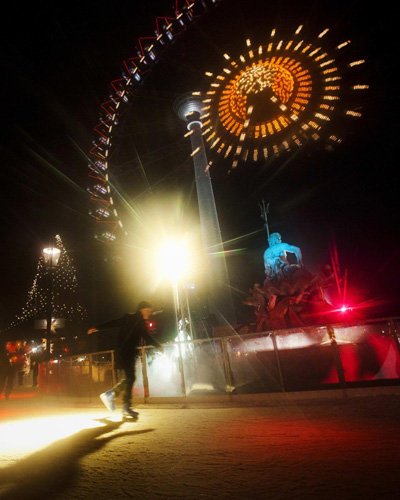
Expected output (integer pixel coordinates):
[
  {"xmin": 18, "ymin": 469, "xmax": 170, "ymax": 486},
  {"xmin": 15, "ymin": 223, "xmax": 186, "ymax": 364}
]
[
  {"xmin": 1, "ymin": 235, "xmax": 87, "ymax": 333},
  {"xmin": 197, "ymin": 24, "xmax": 368, "ymax": 169}
]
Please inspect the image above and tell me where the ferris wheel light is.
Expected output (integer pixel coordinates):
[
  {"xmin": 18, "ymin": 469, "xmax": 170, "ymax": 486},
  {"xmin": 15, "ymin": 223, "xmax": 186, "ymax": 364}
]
[{"xmin": 90, "ymin": 205, "xmax": 106, "ymax": 218}]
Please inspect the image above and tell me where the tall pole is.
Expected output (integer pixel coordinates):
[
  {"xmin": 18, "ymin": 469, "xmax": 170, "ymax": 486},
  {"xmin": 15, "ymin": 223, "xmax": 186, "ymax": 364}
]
[
  {"xmin": 42, "ymin": 241, "xmax": 60, "ymax": 359},
  {"xmin": 174, "ymin": 94, "xmax": 236, "ymax": 327},
  {"xmin": 45, "ymin": 269, "xmax": 53, "ymax": 359}
]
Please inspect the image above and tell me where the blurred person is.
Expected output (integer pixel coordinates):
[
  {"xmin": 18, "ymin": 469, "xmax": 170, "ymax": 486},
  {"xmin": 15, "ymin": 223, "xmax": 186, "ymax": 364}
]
[
  {"xmin": 29, "ymin": 344, "xmax": 43, "ymax": 387},
  {"xmin": 88, "ymin": 301, "xmax": 163, "ymax": 419},
  {"xmin": 0, "ymin": 343, "xmax": 15, "ymax": 399},
  {"xmin": 14, "ymin": 346, "xmax": 27, "ymax": 386}
]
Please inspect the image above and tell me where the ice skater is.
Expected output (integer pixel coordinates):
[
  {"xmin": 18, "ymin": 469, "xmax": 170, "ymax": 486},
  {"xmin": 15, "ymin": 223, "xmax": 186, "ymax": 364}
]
[{"xmin": 88, "ymin": 301, "xmax": 163, "ymax": 419}]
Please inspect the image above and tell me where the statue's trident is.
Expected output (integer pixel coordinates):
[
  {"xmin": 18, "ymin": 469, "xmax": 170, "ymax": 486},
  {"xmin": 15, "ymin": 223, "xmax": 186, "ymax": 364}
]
[{"xmin": 259, "ymin": 199, "xmax": 270, "ymax": 240}]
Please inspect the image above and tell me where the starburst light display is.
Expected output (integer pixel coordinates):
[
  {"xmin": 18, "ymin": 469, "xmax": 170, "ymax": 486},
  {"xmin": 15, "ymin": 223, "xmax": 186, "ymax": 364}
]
[{"xmin": 200, "ymin": 26, "xmax": 368, "ymax": 169}]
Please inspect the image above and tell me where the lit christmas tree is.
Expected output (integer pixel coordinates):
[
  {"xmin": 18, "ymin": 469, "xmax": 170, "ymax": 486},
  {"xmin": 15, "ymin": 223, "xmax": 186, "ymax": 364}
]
[{"xmin": 3, "ymin": 235, "xmax": 87, "ymax": 332}]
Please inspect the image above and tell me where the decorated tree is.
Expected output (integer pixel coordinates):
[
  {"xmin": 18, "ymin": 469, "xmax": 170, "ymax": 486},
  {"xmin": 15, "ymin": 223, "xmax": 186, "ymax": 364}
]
[{"xmin": 3, "ymin": 235, "xmax": 87, "ymax": 336}]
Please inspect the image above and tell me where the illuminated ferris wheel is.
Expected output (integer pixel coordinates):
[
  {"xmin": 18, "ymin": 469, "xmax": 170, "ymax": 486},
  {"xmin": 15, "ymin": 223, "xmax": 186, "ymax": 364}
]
[
  {"xmin": 87, "ymin": 0, "xmax": 219, "ymax": 244},
  {"xmin": 87, "ymin": 0, "xmax": 368, "ymax": 244}
]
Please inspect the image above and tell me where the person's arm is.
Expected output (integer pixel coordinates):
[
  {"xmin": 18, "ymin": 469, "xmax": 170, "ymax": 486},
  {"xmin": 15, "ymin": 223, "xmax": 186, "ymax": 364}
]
[
  {"xmin": 285, "ymin": 244, "xmax": 302, "ymax": 265},
  {"xmin": 87, "ymin": 316, "xmax": 125, "ymax": 334},
  {"xmin": 141, "ymin": 325, "xmax": 163, "ymax": 351}
]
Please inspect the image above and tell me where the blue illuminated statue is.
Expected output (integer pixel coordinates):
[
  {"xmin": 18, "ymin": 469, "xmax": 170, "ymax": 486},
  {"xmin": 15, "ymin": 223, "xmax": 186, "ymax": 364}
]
[
  {"xmin": 264, "ymin": 232, "xmax": 303, "ymax": 279},
  {"xmin": 242, "ymin": 201, "xmax": 336, "ymax": 331}
]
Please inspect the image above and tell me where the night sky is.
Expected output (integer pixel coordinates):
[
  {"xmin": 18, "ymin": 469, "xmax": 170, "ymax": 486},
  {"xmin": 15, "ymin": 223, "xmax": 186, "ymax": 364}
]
[{"xmin": 0, "ymin": 0, "xmax": 399, "ymax": 328}]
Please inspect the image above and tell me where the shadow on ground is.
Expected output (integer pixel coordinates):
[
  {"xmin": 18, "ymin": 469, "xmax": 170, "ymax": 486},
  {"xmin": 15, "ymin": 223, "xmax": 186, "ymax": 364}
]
[{"xmin": 0, "ymin": 418, "xmax": 154, "ymax": 500}]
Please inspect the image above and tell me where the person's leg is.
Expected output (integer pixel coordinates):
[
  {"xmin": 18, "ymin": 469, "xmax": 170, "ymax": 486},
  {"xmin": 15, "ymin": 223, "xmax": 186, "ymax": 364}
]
[
  {"xmin": 112, "ymin": 368, "xmax": 127, "ymax": 397},
  {"xmin": 121, "ymin": 359, "xmax": 139, "ymax": 418},
  {"xmin": 122, "ymin": 362, "xmax": 136, "ymax": 407},
  {"xmin": 100, "ymin": 369, "xmax": 125, "ymax": 412}
]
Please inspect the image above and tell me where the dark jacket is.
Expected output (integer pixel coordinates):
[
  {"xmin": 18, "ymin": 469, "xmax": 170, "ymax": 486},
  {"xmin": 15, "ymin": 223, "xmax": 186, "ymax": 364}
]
[{"xmin": 97, "ymin": 311, "xmax": 161, "ymax": 368}]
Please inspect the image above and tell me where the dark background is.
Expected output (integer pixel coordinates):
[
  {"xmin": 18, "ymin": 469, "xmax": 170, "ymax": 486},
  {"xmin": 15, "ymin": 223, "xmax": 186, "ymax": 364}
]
[{"xmin": 0, "ymin": 0, "xmax": 399, "ymax": 330}]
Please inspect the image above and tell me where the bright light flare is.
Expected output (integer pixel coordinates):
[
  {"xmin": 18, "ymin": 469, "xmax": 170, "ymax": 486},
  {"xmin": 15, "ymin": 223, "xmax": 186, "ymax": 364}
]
[
  {"xmin": 0, "ymin": 412, "xmax": 108, "ymax": 463},
  {"xmin": 157, "ymin": 237, "xmax": 193, "ymax": 283}
]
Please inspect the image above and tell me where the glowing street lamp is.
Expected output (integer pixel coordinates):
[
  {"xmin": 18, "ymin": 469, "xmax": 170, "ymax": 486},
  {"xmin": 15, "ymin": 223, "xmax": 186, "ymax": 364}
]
[
  {"xmin": 158, "ymin": 237, "xmax": 191, "ymax": 285},
  {"xmin": 42, "ymin": 245, "xmax": 61, "ymax": 357},
  {"xmin": 42, "ymin": 247, "xmax": 61, "ymax": 269},
  {"xmin": 158, "ymin": 237, "xmax": 194, "ymax": 368}
]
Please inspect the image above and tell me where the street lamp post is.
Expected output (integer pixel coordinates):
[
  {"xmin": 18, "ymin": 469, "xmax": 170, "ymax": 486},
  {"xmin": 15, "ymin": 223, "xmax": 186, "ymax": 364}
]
[
  {"xmin": 158, "ymin": 237, "xmax": 194, "ymax": 396},
  {"xmin": 42, "ymin": 245, "xmax": 61, "ymax": 358}
]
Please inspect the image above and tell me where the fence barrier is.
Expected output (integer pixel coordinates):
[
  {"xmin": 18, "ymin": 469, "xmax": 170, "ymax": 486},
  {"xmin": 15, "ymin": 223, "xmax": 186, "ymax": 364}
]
[{"xmin": 39, "ymin": 317, "xmax": 400, "ymax": 401}]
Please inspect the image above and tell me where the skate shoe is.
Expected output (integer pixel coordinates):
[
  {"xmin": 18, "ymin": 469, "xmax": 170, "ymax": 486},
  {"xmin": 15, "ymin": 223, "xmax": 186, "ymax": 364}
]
[
  {"xmin": 100, "ymin": 389, "xmax": 116, "ymax": 412},
  {"xmin": 122, "ymin": 403, "xmax": 139, "ymax": 420}
]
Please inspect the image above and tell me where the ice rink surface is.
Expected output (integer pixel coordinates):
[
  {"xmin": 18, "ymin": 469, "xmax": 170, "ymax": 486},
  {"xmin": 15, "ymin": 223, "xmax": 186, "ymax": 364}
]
[{"xmin": 1, "ymin": 394, "xmax": 400, "ymax": 499}]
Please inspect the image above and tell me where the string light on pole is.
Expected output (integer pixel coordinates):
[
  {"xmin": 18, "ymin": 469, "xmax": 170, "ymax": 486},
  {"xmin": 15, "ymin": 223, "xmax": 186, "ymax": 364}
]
[{"xmin": 1, "ymin": 235, "xmax": 87, "ymax": 335}]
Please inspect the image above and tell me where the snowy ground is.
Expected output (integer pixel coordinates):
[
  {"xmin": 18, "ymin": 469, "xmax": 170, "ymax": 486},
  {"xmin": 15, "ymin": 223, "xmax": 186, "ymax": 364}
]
[{"xmin": 1, "ymin": 393, "xmax": 400, "ymax": 500}]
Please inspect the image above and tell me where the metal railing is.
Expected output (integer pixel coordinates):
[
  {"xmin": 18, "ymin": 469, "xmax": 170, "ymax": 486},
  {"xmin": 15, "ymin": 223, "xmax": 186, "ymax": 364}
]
[{"xmin": 40, "ymin": 317, "xmax": 400, "ymax": 400}]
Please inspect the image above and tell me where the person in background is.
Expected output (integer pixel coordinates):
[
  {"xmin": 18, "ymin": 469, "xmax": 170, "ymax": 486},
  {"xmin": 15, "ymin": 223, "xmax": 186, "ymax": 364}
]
[
  {"xmin": 14, "ymin": 346, "xmax": 27, "ymax": 386},
  {"xmin": 0, "ymin": 343, "xmax": 15, "ymax": 400}
]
